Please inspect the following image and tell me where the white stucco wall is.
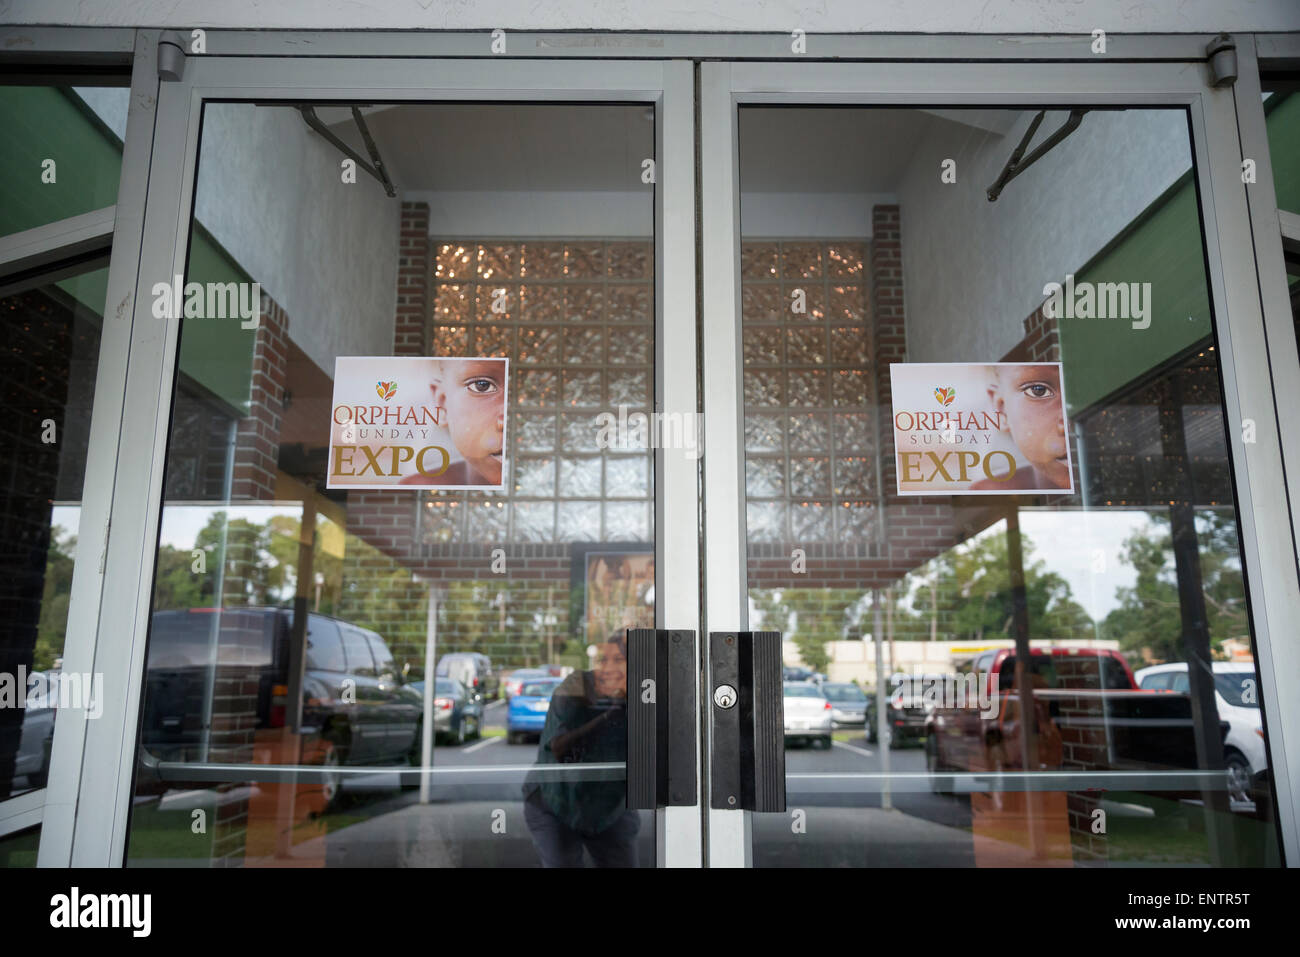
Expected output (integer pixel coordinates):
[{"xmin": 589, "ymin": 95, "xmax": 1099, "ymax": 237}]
[
  {"xmin": 193, "ymin": 104, "xmax": 399, "ymax": 372},
  {"xmin": 3, "ymin": 0, "xmax": 1299, "ymax": 32},
  {"xmin": 73, "ymin": 89, "xmax": 399, "ymax": 371},
  {"xmin": 896, "ymin": 108, "xmax": 1194, "ymax": 363},
  {"xmin": 73, "ymin": 87, "xmax": 128, "ymax": 140}
]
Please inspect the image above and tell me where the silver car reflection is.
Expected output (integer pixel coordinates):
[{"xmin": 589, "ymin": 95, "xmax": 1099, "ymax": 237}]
[{"xmin": 783, "ymin": 681, "xmax": 833, "ymax": 749}]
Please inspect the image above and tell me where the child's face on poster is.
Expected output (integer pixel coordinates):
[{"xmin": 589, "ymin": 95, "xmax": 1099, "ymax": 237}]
[
  {"xmin": 432, "ymin": 358, "xmax": 506, "ymax": 485},
  {"xmin": 990, "ymin": 364, "xmax": 1070, "ymax": 488}
]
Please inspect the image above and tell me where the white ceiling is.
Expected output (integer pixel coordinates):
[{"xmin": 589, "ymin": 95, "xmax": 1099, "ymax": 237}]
[
  {"xmin": 315, "ymin": 103, "xmax": 654, "ymax": 192},
  {"xmin": 307, "ymin": 103, "xmax": 1022, "ymax": 196}
]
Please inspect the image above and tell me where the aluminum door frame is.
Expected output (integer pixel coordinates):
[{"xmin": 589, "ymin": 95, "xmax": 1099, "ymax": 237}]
[
  {"xmin": 700, "ymin": 55, "xmax": 1300, "ymax": 867},
  {"xmin": 42, "ymin": 48, "xmax": 702, "ymax": 868},
  {"xmin": 4, "ymin": 30, "xmax": 161, "ymax": 862}
]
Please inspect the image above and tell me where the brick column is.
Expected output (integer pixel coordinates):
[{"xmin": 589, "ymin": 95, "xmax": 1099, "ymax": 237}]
[
  {"xmin": 219, "ymin": 292, "xmax": 290, "ymax": 865},
  {"xmin": 869, "ymin": 205, "xmax": 961, "ymax": 580},
  {"xmin": 230, "ymin": 294, "xmax": 289, "ymax": 501},
  {"xmin": 1022, "ymin": 302, "xmax": 1061, "ymax": 362},
  {"xmin": 336, "ymin": 201, "xmax": 430, "ymax": 578},
  {"xmin": 338, "ymin": 204, "xmax": 430, "ymax": 667},
  {"xmin": 871, "ymin": 205, "xmax": 905, "ymax": 501},
  {"xmin": 395, "ymin": 201, "xmax": 431, "ymax": 356}
]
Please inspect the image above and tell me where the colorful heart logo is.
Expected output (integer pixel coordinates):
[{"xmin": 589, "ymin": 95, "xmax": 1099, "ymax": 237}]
[
  {"xmin": 934, "ymin": 387, "xmax": 955, "ymax": 407},
  {"xmin": 376, "ymin": 381, "xmax": 397, "ymax": 401}
]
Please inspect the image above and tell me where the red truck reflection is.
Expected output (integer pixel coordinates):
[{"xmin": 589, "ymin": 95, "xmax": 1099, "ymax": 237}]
[{"xmin": 925, "ymin": 648, "xmax": 1214, "ymax": 781}]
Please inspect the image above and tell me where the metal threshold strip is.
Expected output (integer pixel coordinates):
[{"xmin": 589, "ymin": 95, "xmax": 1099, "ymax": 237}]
[
  {"xmin": 145, "ymin": 760, "xmax": 1230, "ymax": 793},
  {"xmin": 786, "ymin": 769, "xmax": 1234, "ymax": 794},
  {"xmin": 146, "ymin": 760, "xmax": 626, "ymax": 785}
]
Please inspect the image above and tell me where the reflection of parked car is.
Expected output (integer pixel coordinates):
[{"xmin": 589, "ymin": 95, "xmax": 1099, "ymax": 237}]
[
  {"xmin": 437, "ymin": 652, "xmax": 500, "ymax": 701},
  {"xmin": 410, "ymin": 678, "xmax": 483, "ymax": 745},
  {"xmin": 783, "ymin": 681, "xmax": 832, "ymax": 749},
  {"xmin": 141, "ymin": 608, "xmax": 423, "ymax": 774},
  {"xmin": 867, "ymin": 673, "xmax": 944, "ymax": 747},
  {"xmin": 503, "ymin": 667, "xmax": 550, "ymax": 700},
  {"xmin": 16, "ymin": 671, "xmax": 56, "ymax": 788},
  {"xmin": 926, "ymin": 647, "xmax": 1219, "ymax": 797},
  {"xmin": 1136, "ymin": 662, "xmax": 1266, "ymax": 804},
  {"xmin": 507, "ymin": 677, "xmax": 561, "ymax": 743},
  {"xmin": 783, "ymin": 665, "xmax": 813, "ymax": 682},
  {"xmin": 821, "ymin": 682, "xmax": 868, "ymax": 729}
]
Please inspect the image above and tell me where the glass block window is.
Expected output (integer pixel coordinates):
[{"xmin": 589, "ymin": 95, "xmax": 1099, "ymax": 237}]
[
  {"xmin": 422, "ymin": 240, "xmax": 654, "ymax": 544},
  {"xmin": 740, "ymin": 240, "xmax": 878, "ymax": 545}
]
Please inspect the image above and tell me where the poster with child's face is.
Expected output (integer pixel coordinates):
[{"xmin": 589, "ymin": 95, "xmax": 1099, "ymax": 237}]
[
  {"xmin": 889, "ymin": 362, "xmax": 1073, "ymax": 495},
  {"xmin": 328, "ymin": 356, "xmax": 508, "ymax": 490}
]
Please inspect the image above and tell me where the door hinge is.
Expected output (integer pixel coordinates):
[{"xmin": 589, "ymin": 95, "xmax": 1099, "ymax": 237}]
[
  {"xmin": 158, "ymin": 35, "xmax": 188, "ymax": 81},
  {"xmin": 1206, "ymin": 33, "xmax": 1237, "ymax": 88}
]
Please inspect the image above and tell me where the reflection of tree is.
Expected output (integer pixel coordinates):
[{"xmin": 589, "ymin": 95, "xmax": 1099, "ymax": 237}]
[
  {"xmin": 749, "ymin": 530, "xmax": 1096, "ymax": 671},
  {"xmin": 751, "ymin": 588, "xmax": 868, "ymax": 672},
  {"xmin": 35, "ymin": 526, "xmax": 76, "ymax": 670},
  {"xmin": 417, "ymin": 579, "xmax": 574, "ymax": 674},
  {"xmin": 153, "ymin": 542, "xmax": 211, "ymax": 611},
  {"xmin": 151, "ymin": 510, "xmax": 343, "ymax": 616},
  {"xmin": 890, "ymin": 529, "xmax": 1093, "ymax": 644},
  {"xmin": 1101, "ymin": 509, "xmax": 1245, "ymax": 663},
  {"xmin": 147, "ymin": 509, "xmax": 653, "ymax": 677}
]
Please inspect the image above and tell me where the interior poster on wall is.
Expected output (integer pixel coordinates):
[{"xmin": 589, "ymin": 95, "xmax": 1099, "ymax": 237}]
[
  {"xmin": 328, "ymin": 355, "xmax": 508, "ymax": 490},
  {"xmin": 889, "ymin": 362, "xmax": 1074, "ymax": 496},
  {"xmin": 571, "ymin": 546, "xmax": 656, "ymax": 645}
]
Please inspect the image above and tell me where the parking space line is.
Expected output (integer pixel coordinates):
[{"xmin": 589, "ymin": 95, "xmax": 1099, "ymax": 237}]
[
  {"xmin": 833, "ymin": 740, "xmax": 874, "ymax": 757},
  {"xmin": 461, "ymin": 736, "xmax": 500, "ymax": 754}
]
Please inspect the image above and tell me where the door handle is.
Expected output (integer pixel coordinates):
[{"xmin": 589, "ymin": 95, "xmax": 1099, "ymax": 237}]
[
  {"xmin": 709, "ymin": 631, "xmax": 786, "ymax": 812},
  {"xmin": 626, "ymin": 629, "xmax": 698, "ymax": 809}
]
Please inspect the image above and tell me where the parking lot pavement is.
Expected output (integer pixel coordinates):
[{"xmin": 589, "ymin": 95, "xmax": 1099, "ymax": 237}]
[{"xmin": 478, "ymin": 698, "xmax": 507, "ymax": 730}]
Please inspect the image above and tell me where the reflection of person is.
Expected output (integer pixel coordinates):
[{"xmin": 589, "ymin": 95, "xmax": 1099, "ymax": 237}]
[
  {"xmin": 400, "ymin": 358, "xmax": 506, "ymax": 487},
  {"xmin": 970, "ymin": 364, "xmax": 1071, "ymax": 490},
  {"xmin": 522, "ymin": 633, "xmax": 640, "ymax": 867}
]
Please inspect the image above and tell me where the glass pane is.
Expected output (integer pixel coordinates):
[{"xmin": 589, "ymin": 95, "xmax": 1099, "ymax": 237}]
[
  {"xmin": 0, "ymin": 825, "xmax": 40, "ymax": 868},
  {"xmin": 0, "ymin": 86, "xmax": 128, "ymax": 238},
  {"xmin": 738, "ymin": 105, "xmax": 1281, "ymax": 868},
  {"xmin": 0, "ymin": 263, "xmax": 108, "ymax": 804},
  {"xmin": 128, "ymin": 102, "xmax": 656, "ymax": 867}
]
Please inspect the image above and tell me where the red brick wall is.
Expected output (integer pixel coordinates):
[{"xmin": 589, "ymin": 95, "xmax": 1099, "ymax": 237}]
[
  {"xmin": 872, "ymin": 205, "xmax": 906, "ymax": 501},
  {"xmin": 1021, "ymin": 302, "xmax": 1061, "ymax": 363},
  {"xmin": 219, "ymin": 291, "xmax": 291, "ymax": 864},
  {"xmin": 338, "ymin": 201, "xmax": 432, "ymax": 627},
  {"xmin": 395, "ymin": 202, "xmax": 431, "ymax": 356},
  {"xmin": 231, "ymin": 294, "xmax": 289, "ymax": 501}
]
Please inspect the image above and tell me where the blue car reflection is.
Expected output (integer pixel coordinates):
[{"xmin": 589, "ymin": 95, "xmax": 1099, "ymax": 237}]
[{"xmin": 507, "ymin": 678, "xmax": 562, "ymax": 744}]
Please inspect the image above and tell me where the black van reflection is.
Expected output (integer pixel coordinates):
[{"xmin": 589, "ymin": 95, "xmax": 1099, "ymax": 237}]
[{"xmin": 140, "ymin": 607, "xmax": 423, "ymax": 771}]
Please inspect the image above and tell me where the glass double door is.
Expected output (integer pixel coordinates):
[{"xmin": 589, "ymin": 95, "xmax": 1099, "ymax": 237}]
[{"xmin": 96, "ymin": 55, "xmax": 1294, "ymax": 868}]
